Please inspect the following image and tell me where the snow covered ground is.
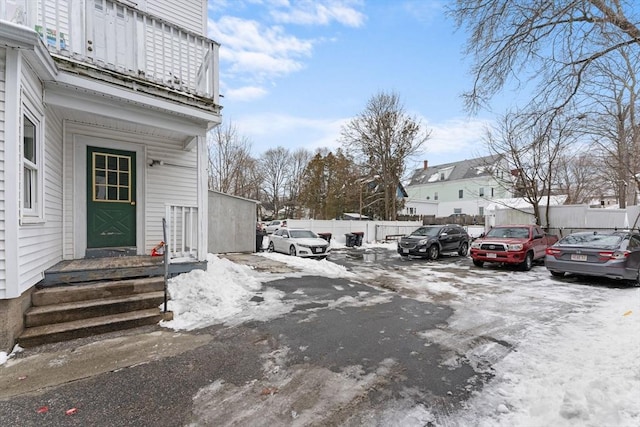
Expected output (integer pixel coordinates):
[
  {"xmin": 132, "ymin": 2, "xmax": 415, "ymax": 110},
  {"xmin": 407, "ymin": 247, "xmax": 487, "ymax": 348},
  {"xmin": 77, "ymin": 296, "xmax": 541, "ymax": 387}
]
[{"xmin": 2, "ymin": 241, "xmax": 638, "ymax": 426}]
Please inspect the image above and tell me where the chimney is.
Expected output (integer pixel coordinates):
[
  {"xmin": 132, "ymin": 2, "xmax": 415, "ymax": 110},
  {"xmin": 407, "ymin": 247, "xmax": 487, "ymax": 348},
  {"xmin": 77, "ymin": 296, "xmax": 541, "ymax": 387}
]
[{"xmin": 423, "ymin": 160, "xmax": 428, "ymax": 170}]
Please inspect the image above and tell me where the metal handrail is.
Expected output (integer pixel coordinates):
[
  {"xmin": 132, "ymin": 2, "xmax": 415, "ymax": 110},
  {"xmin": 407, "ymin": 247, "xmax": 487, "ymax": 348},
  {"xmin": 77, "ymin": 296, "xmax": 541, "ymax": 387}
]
[{"xmin": 162, "ymin": 217, "xmax": 169, "ymax": 313}]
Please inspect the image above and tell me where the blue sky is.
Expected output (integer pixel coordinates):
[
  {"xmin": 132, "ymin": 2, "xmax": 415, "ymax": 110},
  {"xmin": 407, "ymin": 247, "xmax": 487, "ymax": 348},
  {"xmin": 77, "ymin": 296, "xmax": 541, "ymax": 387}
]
[{"xmin": 207, "ymin": 0, "xmax": 523, "ymax": 170}]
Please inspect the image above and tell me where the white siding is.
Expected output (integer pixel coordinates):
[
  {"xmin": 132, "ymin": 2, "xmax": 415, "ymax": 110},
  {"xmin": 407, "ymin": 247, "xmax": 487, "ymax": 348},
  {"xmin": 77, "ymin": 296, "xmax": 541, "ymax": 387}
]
[
  {"xmin": 0, "ymin": 48, "xmax": 6, "ymax": 296},
  {"xmin": 17, "ymin": 65, "xmax": 64, "ymax": 293},
  {"xmin": 145, "ymin": 143, "xmax": 198, "ymax": 253},
  {"xmin": 144, "ymin": 0, "xmax": 206, "ymax": 35}
]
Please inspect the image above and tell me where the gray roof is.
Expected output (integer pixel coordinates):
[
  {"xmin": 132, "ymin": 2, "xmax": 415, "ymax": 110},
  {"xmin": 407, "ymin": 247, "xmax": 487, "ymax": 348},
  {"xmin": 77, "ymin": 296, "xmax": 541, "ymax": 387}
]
[{"xmin": 407, "ymin": 154, "xmax": 503, "ymax": 186}]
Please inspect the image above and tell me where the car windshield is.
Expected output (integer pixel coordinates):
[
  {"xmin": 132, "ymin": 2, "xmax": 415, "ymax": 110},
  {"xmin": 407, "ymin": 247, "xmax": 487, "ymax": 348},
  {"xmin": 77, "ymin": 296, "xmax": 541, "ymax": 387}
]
[
  {"xmin": 410, "ymin": 227, "xmax": 441, "ymax": 237},
  {"xmin": 485, "ymin": 227, "xmax": 530, "ymax": 238},
  {"xmin": 289, "ymin": 230, "xmax": 318, "ymax": 239},
  {"xmin": 559, "ymin": 233, "xmax": 623, "ymax": 248}
]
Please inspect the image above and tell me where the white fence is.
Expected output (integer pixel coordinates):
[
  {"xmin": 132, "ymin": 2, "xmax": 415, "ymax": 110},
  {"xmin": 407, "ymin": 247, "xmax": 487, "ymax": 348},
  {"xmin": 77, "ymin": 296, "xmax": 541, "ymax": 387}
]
[
  {"xmin": 285, "ymin": 220, "xmax": 422, "ymax": 244},
  {"xmin": 489, "ymin": 204, "xmax": 640, "ymax": 237}
]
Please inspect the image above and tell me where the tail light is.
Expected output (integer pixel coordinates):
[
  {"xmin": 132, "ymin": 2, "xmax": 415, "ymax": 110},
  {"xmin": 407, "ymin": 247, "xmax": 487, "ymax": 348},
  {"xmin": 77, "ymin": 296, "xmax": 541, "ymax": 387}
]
[
  {"xmin": 546, "ymin": 248, "xmax": 561, "ymax": 256},
  {"xmin": 598, "ymin": 251, "xmax": 629, "ymax": 260}
]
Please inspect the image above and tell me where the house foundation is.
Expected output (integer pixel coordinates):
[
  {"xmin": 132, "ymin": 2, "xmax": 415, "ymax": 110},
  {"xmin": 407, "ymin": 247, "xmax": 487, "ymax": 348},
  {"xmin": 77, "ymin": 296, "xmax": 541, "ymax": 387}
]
[{"xmin": 0, "ymin": 288, "xmax": 33, "ymax": 353}]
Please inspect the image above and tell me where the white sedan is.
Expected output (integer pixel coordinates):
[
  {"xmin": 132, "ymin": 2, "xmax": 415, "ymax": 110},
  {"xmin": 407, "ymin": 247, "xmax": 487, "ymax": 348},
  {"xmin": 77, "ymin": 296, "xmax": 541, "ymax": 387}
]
[{"xmin": 267, "ymin": 228, "xmax": 331, "ymax": 259}]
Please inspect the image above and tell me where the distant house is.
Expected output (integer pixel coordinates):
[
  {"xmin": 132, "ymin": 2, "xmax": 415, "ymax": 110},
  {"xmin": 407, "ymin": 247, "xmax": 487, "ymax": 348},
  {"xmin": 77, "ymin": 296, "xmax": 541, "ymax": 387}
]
[
  {"xmin": 403, "ymin": 155, "xmax": 513, "ymax": 217},
  {"xmin": 0, "ymin": 0, "xmax": 221, "ymax": 350}
]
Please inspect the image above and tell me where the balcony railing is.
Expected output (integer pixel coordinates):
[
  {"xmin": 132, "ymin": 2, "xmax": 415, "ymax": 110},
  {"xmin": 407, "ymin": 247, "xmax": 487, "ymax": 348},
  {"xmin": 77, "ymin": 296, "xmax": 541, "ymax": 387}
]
[
  {"xmin": 2, "ymin": 0, "xmax": 219, "ymax": 103},
  {"xmin": 165, "ymin": 204, "xmax": 198, "ymax": 260}
]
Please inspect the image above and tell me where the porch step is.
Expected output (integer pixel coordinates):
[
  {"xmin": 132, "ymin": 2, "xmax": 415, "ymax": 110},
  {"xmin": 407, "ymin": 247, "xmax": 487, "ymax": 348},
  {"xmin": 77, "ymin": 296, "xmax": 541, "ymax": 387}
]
[
  {"xmin": 32, "ymin": 277, "xmax": 165, "ymax": 306},
  {"xmin": 18, "ymin": 309, "xmax": 164, "ymax": 348},
  {"xmin": 25, "ymin": 291, "xmax": 166, "ymax": 327}
]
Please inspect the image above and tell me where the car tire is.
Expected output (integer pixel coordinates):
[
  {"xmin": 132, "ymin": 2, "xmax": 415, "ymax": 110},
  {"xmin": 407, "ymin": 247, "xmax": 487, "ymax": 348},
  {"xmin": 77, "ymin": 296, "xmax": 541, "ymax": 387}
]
[
  {"xmin": 289, "ymin": 245, "xmax": 297, "ymax": 257},
  {"xmin": 520, "ymin": 252, "xmax": 534, "ymax": 271},
  {"xmin": 458, "ymin": 242, "xmax": 469, "ymax": 256},
  {"xmin": 428, "ymin": 245, "xmax": 440, "ymax": 260},
  {"xmin": 472, "ymin": 259, "xmax": 484, "ymax": 267},
  {"xmin": 399, "ymin": 253, "xmax": 409, "ymax": 258},
  {"xmin": 549, "ymin": 270, "xmax": 564, "ymax": 277},
  {"xmin": 268, "ymin": 242, "xmax": 275, "ymax": 252}
]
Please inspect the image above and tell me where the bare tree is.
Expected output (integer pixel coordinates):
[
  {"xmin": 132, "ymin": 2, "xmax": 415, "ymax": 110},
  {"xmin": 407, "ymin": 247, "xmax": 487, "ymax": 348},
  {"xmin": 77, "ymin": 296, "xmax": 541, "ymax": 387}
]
[
  {"xmin": 486, "ymin": 110, "xmax": 578, "ymax": 227},
  {"xmin": 340, "ymin": 91, "xmax": 431, "ymax": 220},
  {"xmin": 207, "ymin": 123, "xmax": 257, "ymax": 197},
  {"xmin": 582, "ymin": 48, "xmax": 640, "ymax": 207},
  {"xmin": 449, "ymin": 1, "xmax": 640, "ymax": 114},
  {"xmin": 554, "ymin": 151, "xmax": 603, "ymax": 204},
  {"xmin": 285, "ymin": 148, "xmax": 312, "ymax": 218},
  {"xmin": 260, "ymin": 147, "xmax": 291, "ymax": 219}
]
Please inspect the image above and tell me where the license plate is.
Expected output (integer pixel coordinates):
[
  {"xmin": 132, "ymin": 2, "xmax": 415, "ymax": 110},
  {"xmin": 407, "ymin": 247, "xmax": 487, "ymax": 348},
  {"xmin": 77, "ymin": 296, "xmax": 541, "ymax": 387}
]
[
  {"xmin": 487, "ymin": 253, "xmax": 497, "ymax": 259},
  {"xmin": 571, "ymin": 254, "xmax": 587, "ymax": 261},
  {"xmin": 403, "ymin": 248, "xmax": 409, "ymax": 254}
]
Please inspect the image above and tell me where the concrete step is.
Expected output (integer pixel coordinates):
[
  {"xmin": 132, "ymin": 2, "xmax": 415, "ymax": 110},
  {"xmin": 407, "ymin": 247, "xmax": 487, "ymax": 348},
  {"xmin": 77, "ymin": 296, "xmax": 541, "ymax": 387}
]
[
  {"xmin": 32, "ymin": 277, "xmax": 165, "ymax": 306},
  {"xmin": 25, "ymin": 291, "xmax": 166, "ymax": 327},
  {"xmin": 18, "ymin": 309, "xmax": 165, "ymax": 348}
]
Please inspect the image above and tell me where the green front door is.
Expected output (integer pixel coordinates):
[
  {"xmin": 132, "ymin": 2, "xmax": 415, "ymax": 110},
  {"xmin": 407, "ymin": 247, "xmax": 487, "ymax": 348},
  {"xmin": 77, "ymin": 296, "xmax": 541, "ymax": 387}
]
[{"xmin": 87, "ymin": 146, "xmax": 136, "ymax": 248}]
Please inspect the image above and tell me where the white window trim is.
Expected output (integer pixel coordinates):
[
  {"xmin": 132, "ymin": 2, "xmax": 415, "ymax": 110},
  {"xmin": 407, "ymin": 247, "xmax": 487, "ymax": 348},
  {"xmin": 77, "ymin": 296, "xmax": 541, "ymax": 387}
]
[{"xmin": 20, "ymin": 97, "xmax": 45, "ymax": 224}]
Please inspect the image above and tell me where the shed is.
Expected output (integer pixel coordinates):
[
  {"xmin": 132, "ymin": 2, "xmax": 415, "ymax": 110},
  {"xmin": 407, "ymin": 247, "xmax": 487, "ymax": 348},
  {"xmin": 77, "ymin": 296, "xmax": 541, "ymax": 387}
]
[{"xmin": 208, "ymin": 191, "xmax": 260, "ymax": 253}]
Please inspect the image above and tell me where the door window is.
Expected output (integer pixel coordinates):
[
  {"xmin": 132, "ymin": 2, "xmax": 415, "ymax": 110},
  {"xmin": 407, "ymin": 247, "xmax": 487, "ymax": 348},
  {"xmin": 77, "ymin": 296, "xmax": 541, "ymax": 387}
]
[{"xmin": 92, "ymin": 152, "xmax": 131, "ymax": 202}]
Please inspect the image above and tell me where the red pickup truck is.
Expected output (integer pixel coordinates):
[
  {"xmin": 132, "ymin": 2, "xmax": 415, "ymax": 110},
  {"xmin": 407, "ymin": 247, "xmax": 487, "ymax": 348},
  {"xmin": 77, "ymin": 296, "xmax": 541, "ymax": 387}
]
[{"xmin": 470, "ymin": 224, "xmax": 559, "ymax": 271}]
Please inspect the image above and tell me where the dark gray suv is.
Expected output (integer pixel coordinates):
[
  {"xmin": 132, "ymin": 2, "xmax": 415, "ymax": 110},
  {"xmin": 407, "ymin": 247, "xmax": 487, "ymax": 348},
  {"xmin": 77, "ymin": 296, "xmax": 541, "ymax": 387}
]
[{"xmin": 397, "ymin": 224, "xmax": 470, "ymax": 259}]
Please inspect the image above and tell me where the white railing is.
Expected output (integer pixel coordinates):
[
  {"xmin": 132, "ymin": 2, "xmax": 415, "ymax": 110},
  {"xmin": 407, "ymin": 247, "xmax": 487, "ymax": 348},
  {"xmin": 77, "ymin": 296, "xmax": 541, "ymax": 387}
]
[
  {"xmin": 165, "ymin": 205, "xmax": 198, "ymax": 260},
  {"xmin": 1, "ymin": 0, "xmax": 219, "ymax": 101}
]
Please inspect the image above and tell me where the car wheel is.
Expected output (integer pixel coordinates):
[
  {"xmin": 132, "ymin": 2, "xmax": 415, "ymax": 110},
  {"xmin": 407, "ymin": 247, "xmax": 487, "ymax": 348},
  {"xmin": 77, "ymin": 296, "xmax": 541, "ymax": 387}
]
[
  {"xmin": 267, "ymin": 242, "xmax": 275, "ymax": 252},
  {"xmin": 520, "ymin": 252, "xmax": 534, "ymax": 271},
  {"xmin": 549, "ymin": 270, "xmax": 564, "ymax": 277},
  {"xmin": 472, "ymin": 259, "xmax": 484, "ymax": 267},
  {"xmin": 428, "ymin": 245, "xmax": 440, "ymax": 260},
  {"xmin": 458, "ymin": 242, "xmax": 469, "ymax": 256},
  {"xmin": 399, "ymin": 253, "xmax": 409, "ymax": 258},
  {"xmin": 289, "ymin": 245, "xmax": 297, "ymax": 256}
]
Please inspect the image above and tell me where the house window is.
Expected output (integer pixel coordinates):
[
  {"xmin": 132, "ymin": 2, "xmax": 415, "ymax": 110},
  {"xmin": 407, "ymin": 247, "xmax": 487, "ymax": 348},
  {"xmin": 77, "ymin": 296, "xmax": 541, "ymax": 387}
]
[
  {"xmin": 458, "ymin": 189, "xmax": 463, "ymax": 199},
  {"xmin": 479, "ymin": 207, "xmax": 484, "ymax": 216},
  {"xmin": 479, "ymin": 187, "xmax": 484, "ymax": 197},
  {"xmin": 491, "ymin": 188, "xmax": 494, "ymax": 197},
  {"xmin": 21, "ymin": 105, "xmax": 44, "ymax": 221},
  {"xmin": 434, "ymin": 192, "xmax": 438, "ymax": 201},
  {"xmin": 454, "ymin": 208, "xmax": 462, "ymax": 214},
  {"xmin": 440, "ymin": 173, "xmax": 445, "ymax": 181}
]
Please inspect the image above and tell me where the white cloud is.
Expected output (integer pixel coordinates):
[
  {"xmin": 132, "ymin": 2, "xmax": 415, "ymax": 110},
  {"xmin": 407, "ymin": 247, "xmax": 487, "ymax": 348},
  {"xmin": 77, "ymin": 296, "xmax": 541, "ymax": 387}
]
[
  {"xmin": 269, "ymin": 0, "xmax": 366, "ymax": 27},
  {"xmin": 417, "ymin": 117, "xmax": 492, "ymax": 163},
  {"xmin": 209, "ymin": 1, "xmax": 365, "ymax": 102},
  {"xmin": 211, "ymin": 16, "xmax": 313, "ymax": 74},
  {"xmin": 232, "ymin": 112, "xmax": 347, "ymax": 154},
  {"xmin": 224, "ymin": 85, "xmax": 269, "ymax": 102}
]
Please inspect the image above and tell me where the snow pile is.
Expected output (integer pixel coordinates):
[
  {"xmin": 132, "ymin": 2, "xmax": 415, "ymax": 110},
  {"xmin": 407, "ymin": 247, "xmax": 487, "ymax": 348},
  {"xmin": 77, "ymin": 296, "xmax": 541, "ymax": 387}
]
[{"xmin": 449, "ymin": 288, "xmax": 640, "ymax": 426}]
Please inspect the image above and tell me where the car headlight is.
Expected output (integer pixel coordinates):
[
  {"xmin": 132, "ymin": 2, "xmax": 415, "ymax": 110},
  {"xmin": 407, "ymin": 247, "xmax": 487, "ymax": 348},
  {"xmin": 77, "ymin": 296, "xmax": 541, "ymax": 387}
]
[
  {"xmin": 470, "ymin": 242, "xmax": 481, "ymax": 249},
  {"xmin": 297, "ymin": 243, "xmax": 311, "ymax": 248},
  {"xmin": 507, "ymin": 243, "xmax": 523, "ymax": 251},
  {"xmin": 419, "ymin": 239, "xmax": 429, "ymax": 245}
]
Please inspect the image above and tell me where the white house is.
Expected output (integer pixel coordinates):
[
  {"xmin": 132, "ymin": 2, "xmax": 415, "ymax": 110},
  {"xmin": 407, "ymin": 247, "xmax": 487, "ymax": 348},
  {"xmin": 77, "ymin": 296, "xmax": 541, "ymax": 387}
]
[
  {"xmin": 0, "ymin": 0, "xmax": 221, "ymax": 349},
  {"xmin": 403, "ymin": 155, "xmax": 513, "ymax": 218}
]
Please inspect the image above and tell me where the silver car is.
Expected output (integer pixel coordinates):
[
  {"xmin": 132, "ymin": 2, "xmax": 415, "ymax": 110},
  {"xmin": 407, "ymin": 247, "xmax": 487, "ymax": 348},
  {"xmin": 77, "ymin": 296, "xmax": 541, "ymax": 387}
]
[
  {"xmin": 267, "ymin": 228, "xmax": 330, "ymax": 259},
  {"xmin": 545, "ymin": 231, "xmax": 640, "ymax": 285}
]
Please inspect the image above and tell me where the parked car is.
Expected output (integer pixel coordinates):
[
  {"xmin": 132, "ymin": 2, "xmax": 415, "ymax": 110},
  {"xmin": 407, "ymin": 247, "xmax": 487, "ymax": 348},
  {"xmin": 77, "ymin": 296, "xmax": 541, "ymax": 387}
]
[
  {"xmin": 267, "ymin": 228, "xmax": 330, "ymax": 259},
  {"xmin": 397, "ymin": 224, "xmax": 470, "ymax": 259},
  {"xmin": 470, "ymin": 224, "xmax": 558, "ymax": 271},
  {"xmin": 545, "ymin": 230, "xmax": 640, "ymax": 285},
  {"xmin": 264, "ymin": 219, "xmax": 287, "ymax": 234}
]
